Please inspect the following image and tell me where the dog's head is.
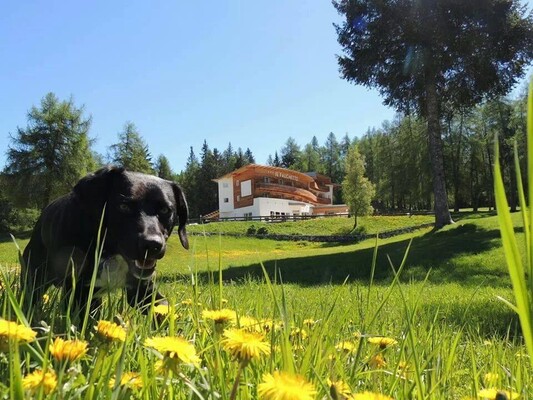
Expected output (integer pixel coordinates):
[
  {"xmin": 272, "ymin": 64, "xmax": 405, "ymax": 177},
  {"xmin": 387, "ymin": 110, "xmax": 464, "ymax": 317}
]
[{"xmin": 73, "ymin": 166, "xmax": 189, "ymax": 276}]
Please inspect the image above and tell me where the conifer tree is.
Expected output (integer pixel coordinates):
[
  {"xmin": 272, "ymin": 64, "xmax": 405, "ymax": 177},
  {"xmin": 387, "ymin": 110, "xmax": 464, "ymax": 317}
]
[
  {"xmin": 334, "ymin": 0, "xmax": 533, "ymax": 227},
  {"xmin": 109, "ymin": 122, "xmax": 154, "ymax": 174},
  {"xmin": 154, "ymin": 154, "xmax": 174, "ymax": 180},
  {"xmin": 5, "ymin": 93, "xmax": 96, "ymax": 208}
]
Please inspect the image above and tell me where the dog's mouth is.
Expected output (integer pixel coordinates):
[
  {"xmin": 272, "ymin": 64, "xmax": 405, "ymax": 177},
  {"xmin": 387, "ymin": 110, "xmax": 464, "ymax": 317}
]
[{"xmin": 134, "ymin": 258, "xmax": 157, "ymax": 270}]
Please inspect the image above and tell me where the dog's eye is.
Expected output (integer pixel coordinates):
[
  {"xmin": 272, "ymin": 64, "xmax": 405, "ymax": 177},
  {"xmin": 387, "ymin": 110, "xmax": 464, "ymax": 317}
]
[
  {"xmin": 119, "ymin": 203, "xmax": 131, "ymax": 213},
  {"xmin": 159, "ymin": 206, "xmax": 170, "ymax": 215}
]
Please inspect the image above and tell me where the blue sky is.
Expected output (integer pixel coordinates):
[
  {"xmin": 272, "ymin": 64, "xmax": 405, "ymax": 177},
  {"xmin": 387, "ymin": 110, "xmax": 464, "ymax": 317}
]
[{"xmin": 1, "ymin": 1, "xmax": 532, "ymax": 173}]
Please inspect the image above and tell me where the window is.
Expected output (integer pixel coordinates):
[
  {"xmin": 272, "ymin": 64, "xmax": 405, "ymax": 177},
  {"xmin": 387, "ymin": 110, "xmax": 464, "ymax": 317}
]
[
  {"xmin": 241, "ymin": 180, "xmax": 252, "ymax": 197},
  {"xmin": 244, "ymin": 212, "xmax": 253, "ymax": 221},
  {"xmin": 223, "ymin": 198, "xmax": 229, "ymax": 203},
  {"xmin": 237, "ymin": 195, "xmax": 240, "ymax": 201},
  {"xmin": 264, "ymin": 177, "xmax": 270, "ymax": 183}
]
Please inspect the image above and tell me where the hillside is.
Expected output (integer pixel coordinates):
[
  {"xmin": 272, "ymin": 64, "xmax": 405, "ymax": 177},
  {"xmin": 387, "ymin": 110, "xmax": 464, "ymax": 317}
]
[
  {"xmin": 0, "ymin": 212, "xmax": 511, "ymax": 289},
  {"xmin": 187, "ymin": 214, "xmax": 436, "ymax": 236}
]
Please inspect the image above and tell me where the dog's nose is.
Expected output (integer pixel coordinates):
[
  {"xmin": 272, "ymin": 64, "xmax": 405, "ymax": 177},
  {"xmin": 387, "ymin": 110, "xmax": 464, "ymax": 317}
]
[{"xmin": 140, "ymin": 236, "xmax": 165, "ymax": 259}]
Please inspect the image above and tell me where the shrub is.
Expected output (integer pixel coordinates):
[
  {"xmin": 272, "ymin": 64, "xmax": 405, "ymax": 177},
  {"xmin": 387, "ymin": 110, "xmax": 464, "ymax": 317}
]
[
  {"xmin": 0, "ymin": 196, "xmax": 12, "ymax": 233},
  {"xmin": 257, "ymin": 227, "xmax": 268, "ymax": 235},
  {"xmin": 7, "ymin": 208, "xmax": 39, "ymax": 233}
]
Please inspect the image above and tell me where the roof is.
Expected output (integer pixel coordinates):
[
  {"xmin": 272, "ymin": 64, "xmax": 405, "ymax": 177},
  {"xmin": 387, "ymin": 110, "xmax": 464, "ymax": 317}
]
[{"xmin": 213, "ymin": 164, "xmax": 317, "ymax": 184}]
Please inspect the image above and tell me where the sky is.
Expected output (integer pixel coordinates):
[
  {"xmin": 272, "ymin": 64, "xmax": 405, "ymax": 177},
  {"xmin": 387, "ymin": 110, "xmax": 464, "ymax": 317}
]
[{"xmin": 1, "ymin": 1, "xmax": 532, "ymax": 173}]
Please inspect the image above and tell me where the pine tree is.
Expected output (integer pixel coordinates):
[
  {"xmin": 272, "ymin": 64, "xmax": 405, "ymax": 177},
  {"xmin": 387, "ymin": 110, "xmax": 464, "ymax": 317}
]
[
  {"xmin": 280, "ymin": 137, "xmax": 302, "ymax": 169},
  {"xmin": 4, "ymin": 93, "xmax": 96, "ymax": 208},
  {"xmin": 177, "ymin": 147, "xmax": 200, "ymax": 218},
  {"xmin": 334, "ymin": 0, "xmax": 533, "ymax": 228},
  {"xmin": 154, "ymin": 154, "xmax": 174, "ymax": 180},
  {"xmin": 197, "ymin": 140, "xmax": 219, "ymax": 216},
  {"xmin": 234, "ymin": 148, "xmax": 246, "ymax": 169},
  {"xmin": 109, "ymin": 122, "xmax": 154, "ymax": 174},
  {"xmin": 222, "ymin": 142, "xmax": 236, "ymax": 174},
  {"xmin": 244, "ymin": 148, "xmax": 255, "ymax": 164},
  {"xmin": 322, "ymin": 132, "xmax": 341, "ymax": 182},
  {"xmin": 272, "ymin": 151, "xmax": 281, "ymax": 167}
]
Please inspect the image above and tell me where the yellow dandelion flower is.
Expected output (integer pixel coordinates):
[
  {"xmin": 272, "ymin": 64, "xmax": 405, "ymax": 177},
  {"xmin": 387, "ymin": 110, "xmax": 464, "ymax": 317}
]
[
  {"xmin": 369, "ymin": 353, "xmax": 387, "ymax": 369},
  {"xmin": 202, "ymin": 308, "xmax": 237, "ymax": 324},
  {"xmin": 293, "ymin": 344, "xmax": 305, "ymax": 352},
  {"xmin": 327, "ymin": 378, "xmax": 352, "ymax": 398},
  {"xmin": 109, "ymin": 371, "xmax": 143, "ymax": 390},
  {"xmin": 261, "ymin": 319, "xmax": 283, "ymax": 333},
  {"xmin": 303, "ymin": 319, "xmax": 316, "ymax": 328},
  {"xmin": 49, "ymin": 337, "xmax": 88, "ymax": 362},
  {"xmin": 483, "ymin": 372, "xmax": 500, "ymax": 387},
  {"xmin": 221, "ymin": 328, "xmax": 271, "ymax": 364},
  {"xmin": 367, "ymin": 336, "xmax": 398, "ymax": 349},
  {"xmin": 477, "ymin": 388, "xmax": 520, "ymax": 399},
  {"xmin": 336, "ymin": 341, "xmax": 357, "ymax": 354},
  {"xmin": 258, "ymin": 371, "xmax": 316, "ymax": 400},
  {"xmin": 22, "ymin": 369, "xmax": 57, "ymax": 395},
  {"xmin": 397, "ymin": 361, "xmax": 411, "ymax": 378},
  {"xmin": 290, "ymin": 327, "xmax": 308, "ymax": 341},
  {"xmin": 239, "ymin": 316, "xmax": 262, "ymax": 332},
  {"xmin": 0, "ymin": 319, "xmax": 37, "ymax": 350},
  {"xmin": 96, "ymin": 320, "xmax": 126, "ymax": 343},
  {"xmin": 181, "ymin": 298, "xmax": 202, "ymax": 307},
  {"xmin": 350, "ymin": 391, "xmax": 393, "ymax": 400},
  {"xmin": 152, "ymin": 304, "xmax": 171, "ymax": 316},
  {"xmin": 144, "ymin": 336, "xmax": 200, "ymax": 366}
]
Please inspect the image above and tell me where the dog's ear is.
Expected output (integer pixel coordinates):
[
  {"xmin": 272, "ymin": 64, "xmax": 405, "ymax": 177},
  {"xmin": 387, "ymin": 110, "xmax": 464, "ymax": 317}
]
[
  {"xmin": 73, "ymin": 166, "xmax": 125, "ymax": 213},
  {"xmin": 171, "ymin": 182, "xmax": 189, "ymax": 250}
]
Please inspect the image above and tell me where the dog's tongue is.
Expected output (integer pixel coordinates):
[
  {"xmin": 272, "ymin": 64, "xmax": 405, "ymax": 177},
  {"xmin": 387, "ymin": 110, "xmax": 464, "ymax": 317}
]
[{"xmin": 135, "ymin": 259, "xmax": 156, "ymax": 269}]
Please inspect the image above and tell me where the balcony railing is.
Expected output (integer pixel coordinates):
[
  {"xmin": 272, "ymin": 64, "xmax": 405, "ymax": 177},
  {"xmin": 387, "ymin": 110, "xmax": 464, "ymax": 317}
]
[{"xmin": 254, "ymin": 182, "xmax": 331, "ymax": 205}]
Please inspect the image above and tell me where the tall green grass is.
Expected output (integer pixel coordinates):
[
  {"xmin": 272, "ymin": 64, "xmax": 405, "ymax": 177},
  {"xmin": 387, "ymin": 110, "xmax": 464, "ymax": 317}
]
[
  {"xmin": 0, "ymin": 107, "xmax": 532, "ymax": 397},
  {"xmin": 494, "ymin": 78, "xmax": 533, "ymax": 368}
]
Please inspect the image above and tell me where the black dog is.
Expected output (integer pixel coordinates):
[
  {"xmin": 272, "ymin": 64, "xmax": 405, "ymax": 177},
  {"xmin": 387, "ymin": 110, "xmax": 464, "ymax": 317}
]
[{"xmin": 21, "ymin": 166, "xmax": 189, "ymax": 318}]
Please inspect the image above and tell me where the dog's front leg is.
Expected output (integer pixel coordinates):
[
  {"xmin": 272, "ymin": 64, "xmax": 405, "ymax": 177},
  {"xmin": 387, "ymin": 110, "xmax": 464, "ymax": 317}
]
[
  {"xmin": 63, "ymin": 279, "xmax": 102, "ymax": 319},
  {"xmin": 126, "ymin": 280, "xmax": 167, "ymax": 313}
]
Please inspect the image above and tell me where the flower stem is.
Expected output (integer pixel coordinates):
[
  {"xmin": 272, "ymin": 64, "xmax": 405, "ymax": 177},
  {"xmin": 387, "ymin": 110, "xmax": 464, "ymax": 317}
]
[{"xmin": 229, "ymin": 362, "xmax": 246, "ymax": 400}]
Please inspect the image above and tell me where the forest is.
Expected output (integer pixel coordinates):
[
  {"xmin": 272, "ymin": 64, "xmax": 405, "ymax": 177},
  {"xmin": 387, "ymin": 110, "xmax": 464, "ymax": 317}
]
[
  {"xmin": 1, "ymin": 0, "xmax": 533, "ymax": 231},
  {"xmin": 0, "ymin": 86, "xmax": 528, "ymax": 229}
]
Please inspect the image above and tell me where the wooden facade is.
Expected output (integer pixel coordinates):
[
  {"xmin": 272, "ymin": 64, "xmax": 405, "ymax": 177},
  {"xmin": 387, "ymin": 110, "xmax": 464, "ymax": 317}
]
[{"xmin": 214, "ymin": 164, "xmax": 345, "ymax": 219}]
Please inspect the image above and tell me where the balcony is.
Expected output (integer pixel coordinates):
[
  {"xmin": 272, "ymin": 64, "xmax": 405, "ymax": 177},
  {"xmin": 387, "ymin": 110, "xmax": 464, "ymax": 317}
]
[{"xmin": 254, "ymin": 182, "xmax": 330, "ymax": 205}]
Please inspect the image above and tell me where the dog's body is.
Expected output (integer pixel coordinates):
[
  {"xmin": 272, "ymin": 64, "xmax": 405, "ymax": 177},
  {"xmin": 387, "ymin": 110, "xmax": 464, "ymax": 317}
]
[{"xmin": 21, "ymin": 166, "xmax": 189, "ymax": 317}]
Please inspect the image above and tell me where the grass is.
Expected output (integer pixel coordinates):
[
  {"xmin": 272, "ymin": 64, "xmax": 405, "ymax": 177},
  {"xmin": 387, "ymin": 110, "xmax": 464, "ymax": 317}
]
[
  {"xmin": 187, "ymin": 214, "xmax": 436, "ymax": 236},
  {"xmin": 0, "ymin": 209, "xmax": 531, "ymax": 398}
]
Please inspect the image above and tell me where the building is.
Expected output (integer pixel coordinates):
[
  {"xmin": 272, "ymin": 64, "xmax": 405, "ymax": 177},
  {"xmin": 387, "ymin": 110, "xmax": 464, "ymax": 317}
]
[{"xmin": 211, "ymin": 164, "xmax": 348, "ymax": 220}]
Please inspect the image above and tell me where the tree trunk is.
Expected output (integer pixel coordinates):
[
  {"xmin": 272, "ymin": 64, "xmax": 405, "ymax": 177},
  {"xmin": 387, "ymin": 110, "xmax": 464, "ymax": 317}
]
[
  {"xmin": 425, "ymin": 73, "xmax": 454, "ymax": 229},
  {"xmin": 353, "ymin": 214, "xmax": 358, "ymax": 230},
  {"xmin": 453, "ymin": 113, "xmax": 464, "ymax": 213}
]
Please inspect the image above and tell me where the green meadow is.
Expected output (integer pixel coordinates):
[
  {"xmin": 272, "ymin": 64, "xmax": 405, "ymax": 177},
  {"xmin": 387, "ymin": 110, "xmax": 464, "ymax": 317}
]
[{"xmin": 0, "ymin": 212, "xmax": 531, "ymax": 399}]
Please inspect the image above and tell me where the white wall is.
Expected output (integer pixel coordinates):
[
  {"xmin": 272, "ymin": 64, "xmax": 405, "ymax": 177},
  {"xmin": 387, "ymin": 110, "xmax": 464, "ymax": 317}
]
[
  {"xmin": 218, "ymin": 178, "xmax": 234, "ymax": 213},
  {"xmin": 219, "ymin": 197, "xmax": 312, "ymax": 219}
]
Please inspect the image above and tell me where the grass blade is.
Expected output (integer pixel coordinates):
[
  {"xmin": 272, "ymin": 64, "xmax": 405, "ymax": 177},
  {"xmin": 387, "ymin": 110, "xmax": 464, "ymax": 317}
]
[{"xmin": 494, "ymin": 132, "xmax": 533, "ymax": 366}]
